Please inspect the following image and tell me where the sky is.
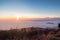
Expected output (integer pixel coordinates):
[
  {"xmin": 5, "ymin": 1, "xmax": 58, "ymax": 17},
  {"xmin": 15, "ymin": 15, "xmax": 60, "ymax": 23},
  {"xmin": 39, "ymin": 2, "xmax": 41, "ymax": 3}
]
[{"xmin": 0, "ymin": 0, "xmax": 60, "ymax": 19}]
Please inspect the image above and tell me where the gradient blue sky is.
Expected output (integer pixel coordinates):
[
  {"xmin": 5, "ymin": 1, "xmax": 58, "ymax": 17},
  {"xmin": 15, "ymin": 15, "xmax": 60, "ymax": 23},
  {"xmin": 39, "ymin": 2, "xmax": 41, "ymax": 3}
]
[{"xmin": 0, "ymin": 0, "xmax": 60, "ymax": 18}]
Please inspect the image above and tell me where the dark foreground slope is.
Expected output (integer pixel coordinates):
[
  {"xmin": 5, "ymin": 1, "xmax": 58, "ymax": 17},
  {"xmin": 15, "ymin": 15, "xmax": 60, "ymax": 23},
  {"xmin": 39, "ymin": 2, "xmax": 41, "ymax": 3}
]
[{"xmin": 0, "ymin": 27, "xmax": 60, "ymax": 40}]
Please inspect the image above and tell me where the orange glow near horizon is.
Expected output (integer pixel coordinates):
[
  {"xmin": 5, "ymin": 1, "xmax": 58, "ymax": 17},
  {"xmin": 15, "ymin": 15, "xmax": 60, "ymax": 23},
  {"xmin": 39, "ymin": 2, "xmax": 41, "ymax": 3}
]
[
  {"xmin": 0, "ymin": 16, "xmax": 28, "ymax": 21},
  {"xmin": 0, "ymin": 16, "xmax": 60, "ymax": 21}
]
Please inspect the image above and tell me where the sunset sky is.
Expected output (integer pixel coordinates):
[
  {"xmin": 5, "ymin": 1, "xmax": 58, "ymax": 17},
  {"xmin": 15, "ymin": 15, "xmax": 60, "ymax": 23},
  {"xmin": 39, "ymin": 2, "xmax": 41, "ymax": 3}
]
[{"xmin": 0, "ymin": 0, "xmax": 60, "ymax": 19}]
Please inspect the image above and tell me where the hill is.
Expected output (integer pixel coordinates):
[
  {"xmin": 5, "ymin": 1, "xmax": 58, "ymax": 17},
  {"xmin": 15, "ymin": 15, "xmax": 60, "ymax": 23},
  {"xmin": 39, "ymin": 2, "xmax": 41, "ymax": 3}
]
[{"xmin": 0, "ymin": 27, "xmax": 60, "ymax": 40}]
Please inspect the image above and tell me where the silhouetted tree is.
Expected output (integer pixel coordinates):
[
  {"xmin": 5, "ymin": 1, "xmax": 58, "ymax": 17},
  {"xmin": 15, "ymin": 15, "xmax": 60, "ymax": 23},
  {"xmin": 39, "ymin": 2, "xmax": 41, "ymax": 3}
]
[{"xmin": 58, "ymin": 23, "xmax": 60, "ymax": 29}]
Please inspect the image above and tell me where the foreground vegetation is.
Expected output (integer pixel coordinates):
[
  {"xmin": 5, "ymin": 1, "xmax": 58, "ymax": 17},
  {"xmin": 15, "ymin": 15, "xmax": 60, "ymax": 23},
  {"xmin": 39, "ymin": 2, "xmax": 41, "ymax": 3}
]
[{"xmin": 0, "ymin": 27, "xmax": 60, "ymax": 40}]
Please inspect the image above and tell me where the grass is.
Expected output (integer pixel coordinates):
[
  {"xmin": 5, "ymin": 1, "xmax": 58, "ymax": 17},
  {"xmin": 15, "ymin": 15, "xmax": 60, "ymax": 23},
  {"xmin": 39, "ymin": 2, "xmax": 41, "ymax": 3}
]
[{"xmin": 0, "ymin": 27, "xmax": 60, "ymax": 40}]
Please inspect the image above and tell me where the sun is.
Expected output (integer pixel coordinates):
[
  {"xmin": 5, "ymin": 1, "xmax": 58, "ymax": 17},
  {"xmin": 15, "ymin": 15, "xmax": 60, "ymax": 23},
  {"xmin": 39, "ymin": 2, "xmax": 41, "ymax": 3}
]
[{"xmin": 16, "ymin": 16, "xmax": 20, "ymax": 20}]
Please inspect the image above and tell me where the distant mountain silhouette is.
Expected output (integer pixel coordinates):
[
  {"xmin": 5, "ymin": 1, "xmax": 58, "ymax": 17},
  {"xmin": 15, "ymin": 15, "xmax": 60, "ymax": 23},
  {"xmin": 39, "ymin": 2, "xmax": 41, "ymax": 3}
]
[{"xmin": 27, "ymin": 18, "xmax": 60, "ymax": 21}]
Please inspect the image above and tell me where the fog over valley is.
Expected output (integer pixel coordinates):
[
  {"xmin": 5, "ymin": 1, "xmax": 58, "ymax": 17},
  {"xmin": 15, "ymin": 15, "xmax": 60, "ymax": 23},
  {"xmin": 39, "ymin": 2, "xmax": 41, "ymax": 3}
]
[{"xmin": 0, "ymin": 18, "xmax": 60, "ymax": 30}]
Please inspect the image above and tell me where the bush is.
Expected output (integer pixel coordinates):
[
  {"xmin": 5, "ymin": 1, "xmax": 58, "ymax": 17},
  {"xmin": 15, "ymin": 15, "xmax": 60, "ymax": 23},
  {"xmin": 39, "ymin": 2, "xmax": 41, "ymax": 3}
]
[{"xmin": 0, "ymin": 27, "xmax": 60, "ymax": 40}]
